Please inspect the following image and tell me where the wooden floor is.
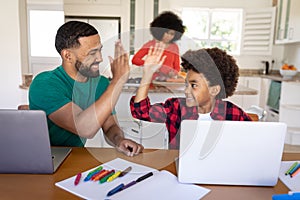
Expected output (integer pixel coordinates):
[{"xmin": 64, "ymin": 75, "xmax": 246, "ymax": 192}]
[{"xmin": 284, "ymin": 144, "xmax": 300, "ymax": 153}]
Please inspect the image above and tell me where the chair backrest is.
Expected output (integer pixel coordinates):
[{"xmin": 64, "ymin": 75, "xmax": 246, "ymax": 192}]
[
  {"xmin": 17, "ymin": 104, "xmax": 29, "ymax": 110},
  {"xmin": 247, "ymin": 113, "xmax": 259, "ymax": 121}
]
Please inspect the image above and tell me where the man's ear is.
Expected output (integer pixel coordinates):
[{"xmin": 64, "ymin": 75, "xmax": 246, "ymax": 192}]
[
  {"xmin": 209, "ymin": 85, "xmax": 221, "ymax": 96},
  {"xmin": 61, "ymin": 49, "xmax": 72, "ymax": 62}
]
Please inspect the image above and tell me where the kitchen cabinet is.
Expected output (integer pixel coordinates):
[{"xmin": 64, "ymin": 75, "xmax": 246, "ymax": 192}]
[
  {"xmin": 275, "ymin": 0, "xmax": 300, "ymax": 44},
  {"xmin": 85, "ymin": 120, "xmax": 141, "ymax": 148},
  {"xmin": 64, "ymin": 0, "xmax": 121, "ymax": 5},
  {"xmin": 260, "ymin": 78, "xmax": 271, "ymax": 111},
  {"xmin": 116, "ymin": 91, "xmax": 184, "ymax": 149},
  {"xmin": 135, "ymin": 92, "xmax": 184, "ymax": 149},
  {"xmin": 279, "ymin": 82, "xmax": 300, "ymax": 145},
  {"xmin": 227, "ymin": 76, "xmax": 261, "ymax": 110}
]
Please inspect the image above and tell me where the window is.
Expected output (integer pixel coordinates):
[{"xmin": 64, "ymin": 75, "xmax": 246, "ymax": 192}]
[
  {"xmin": 27, "ymin": 4, "xmax": 64, "ymax": 75},
  {"xmin": 28, "ymin": 10, "xmax": 64, "ymax": 57},
  {"xmin": 180, "ymin": 8, "xmax": 242, "ymax": 55}
]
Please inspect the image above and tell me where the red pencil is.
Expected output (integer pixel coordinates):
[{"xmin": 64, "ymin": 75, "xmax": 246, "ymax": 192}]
[{"xmin": 74, "ymin": 173, "xmax": 82, "ymax": 186}]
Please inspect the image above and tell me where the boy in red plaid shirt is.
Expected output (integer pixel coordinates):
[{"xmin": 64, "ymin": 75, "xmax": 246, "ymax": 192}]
[{"xmin": 130, "ymin": 43, "xmax": 252, "ymax": 149}]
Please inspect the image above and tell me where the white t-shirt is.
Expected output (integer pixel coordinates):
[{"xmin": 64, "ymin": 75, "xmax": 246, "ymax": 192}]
[{"xmin": 198, "ymin": 113, "xmax": 213, "ymax": 121}]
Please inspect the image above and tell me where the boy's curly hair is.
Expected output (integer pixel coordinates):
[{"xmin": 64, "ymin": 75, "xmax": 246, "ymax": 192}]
[
  {"xmin": 150, "ymin": 11, "xmax": 186, "ymax": 42},
  {"xmin": 181, "ymin": 47, "xmax": 239, "ymax": 99}
]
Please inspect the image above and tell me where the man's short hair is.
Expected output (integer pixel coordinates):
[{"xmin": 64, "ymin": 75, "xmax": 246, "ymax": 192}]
[{"xmin": 55, "ymin": 21, "xmax": 98, "ymax": 54}]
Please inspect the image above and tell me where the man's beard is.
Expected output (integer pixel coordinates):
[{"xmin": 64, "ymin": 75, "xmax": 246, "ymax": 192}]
[{"xmin": 75, "ymin": 60, "xmax": 100, "ymax": 78}]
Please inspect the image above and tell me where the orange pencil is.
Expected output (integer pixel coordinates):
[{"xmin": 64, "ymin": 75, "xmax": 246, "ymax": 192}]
[
  {"xmin": 291, "ymin": 166, "xmax": 300, "ymax": 178},
  {"xmin": 90, "ymin": 169, "xmax": 105, "ymax": 180},
  {"xmin": 93, "ymin": 170, "xmax": 110, "ymax": 181}
]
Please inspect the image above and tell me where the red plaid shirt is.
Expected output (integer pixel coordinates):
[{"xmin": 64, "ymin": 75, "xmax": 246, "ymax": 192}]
[{"xmin": 130, "ymin": 97, "xmax": 252, "ymax": 149}]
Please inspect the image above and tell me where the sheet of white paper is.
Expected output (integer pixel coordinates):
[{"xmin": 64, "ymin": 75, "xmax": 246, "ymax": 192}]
[
  {"xmin": 112, "ymin": 170, "xmax": 210, "ymax": 200},
  {"xmin": 55, "ymin": 158, "xmax": 210, "ymax": 200},
  {"xmin": 278, "ymin": 161, "xmax": 300, "ymax": 191}
]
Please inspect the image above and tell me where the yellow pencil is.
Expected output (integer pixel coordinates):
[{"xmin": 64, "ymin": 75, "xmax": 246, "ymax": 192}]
[{"xmin": 107, "ymin": 171, "xmax": 122, "ymax": 182}]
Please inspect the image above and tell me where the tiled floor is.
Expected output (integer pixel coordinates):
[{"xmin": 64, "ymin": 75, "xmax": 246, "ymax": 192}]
[{"xmin": 284, "ymin": 144, "xmax": 300, "ymax": 153}]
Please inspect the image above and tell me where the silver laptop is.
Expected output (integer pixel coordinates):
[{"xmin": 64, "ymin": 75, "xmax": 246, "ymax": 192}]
[
  {"xmin": 0, "ymin": 109, "xmax": 72, "ymax": 174},
  {"xmin": 178, "ymin": 120, "xmax": 286, "ymax": 186}
]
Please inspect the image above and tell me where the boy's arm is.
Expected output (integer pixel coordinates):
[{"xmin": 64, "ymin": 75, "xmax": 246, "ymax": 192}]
[
  {"xmin": 134, "ymin": 42, "xmax": 166, "ymax": 103},
  {"xmin": 130, "ymin": 96, "xmax": 172, "ymax": 124}
]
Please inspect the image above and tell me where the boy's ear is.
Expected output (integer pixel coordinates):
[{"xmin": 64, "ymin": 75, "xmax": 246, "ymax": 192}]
[{"xmin": 209, "ymin": 85, "xmax": 221, "ymax": 96}]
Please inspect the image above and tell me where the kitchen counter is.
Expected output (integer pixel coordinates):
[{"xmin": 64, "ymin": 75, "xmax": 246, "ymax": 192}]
[
  {"xmin": 260, "ymin": 73, "xmax": 300, "ymax": 82},
  {"xmin": 234, "ymin": 84, "xmax": 257, "ymax": 95},
  {"xmin": 123, "ymin": 81, "xmax": 257, "ymax": 95},
  {"xmin": 239, "ymin": 69, "xmax": 300, "ymax": 82}
]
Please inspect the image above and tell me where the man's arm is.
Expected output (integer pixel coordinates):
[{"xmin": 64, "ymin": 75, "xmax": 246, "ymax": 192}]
[
  {"xmin": 102, "ymin": 114, "xmax": 144, "ymax": 156},
  {"xmin": 49, "ymin": 41, "xmax": 129, "ymax": 139}
]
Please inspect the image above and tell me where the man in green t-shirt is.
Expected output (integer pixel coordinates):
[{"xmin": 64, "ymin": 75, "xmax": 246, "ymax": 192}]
[{"xmin": 29, "ymin": 21, "xmax": 143, "ymax": 157}]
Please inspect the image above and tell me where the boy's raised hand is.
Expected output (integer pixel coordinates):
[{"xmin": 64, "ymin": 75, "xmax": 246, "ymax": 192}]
[
  {"xmin": 143, "ymin": 42, "xmax": 166, "ymax": 74},
  {"xmin": 134, "ymin": 42, "xmax": 167, "ymax": 103}
]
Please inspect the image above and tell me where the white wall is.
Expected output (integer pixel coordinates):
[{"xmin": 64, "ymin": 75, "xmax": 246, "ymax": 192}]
[{"xmin": 0, "ymin": 0, "xmax": 27, "ymax": 108}]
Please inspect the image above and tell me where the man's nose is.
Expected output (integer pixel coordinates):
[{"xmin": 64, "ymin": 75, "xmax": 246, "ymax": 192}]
[{"xmin": 96, "ymin": 51, "xmax": 103, "ymax": 62}]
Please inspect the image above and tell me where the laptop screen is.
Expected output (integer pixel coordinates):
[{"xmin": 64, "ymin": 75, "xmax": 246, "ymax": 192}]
[
  {"xmin": 178, "ymin": 120, "xmax": 286, "ymax": 186},
  {"xmin": 0, "ymin": 109, "xmax": 71, "ymax": 174}
]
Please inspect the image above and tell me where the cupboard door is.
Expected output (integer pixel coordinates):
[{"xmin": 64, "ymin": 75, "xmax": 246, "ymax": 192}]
[
  {"xmin": 285, "ymin": 128, "xmax": 300, "ymax": 145},
  {"xmin": 242, "ymin": 77, "xmax": 261, "ymax": 109},
  {"xmin": 287, "ymin": 0, "xmax": 300, "ymax": 42},
  {"xmin": 276, "ymin": 0, "xmax": 289, "ymax": 41},
  {"xmin": 228, "ymin": 77, "xmax": 261, "ymax": 110},
  {"xmin": 279, "ymin": 82, "xmax": 300, "ymax": 145},
  {"xmin": 275, "ymin": 0, "xmax": 300, "ymax": 43},
  {"xmin": 140, "ymin": 121, "xmax": 168, "ymax": 149},
  {"xmin": 85, "ymin": 121, "xmax": 141, "ymax": 148},
  {"xmin": 280, "ymin": 82, "xmax": 300, "ymax": 104},
  {"xmin": 280, "ymin": 105, "xmax": 300, "ymax": 127}
]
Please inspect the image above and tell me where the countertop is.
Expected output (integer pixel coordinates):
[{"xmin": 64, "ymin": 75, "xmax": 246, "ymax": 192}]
[
  {"xmin": 239, "ymin": 69, "xmax": 300, "ymax": 82},
  {"xmin": 123, "ymin": 81, "xmax": 258, "ymax": 95},
  {"xmin": 20, "ymin": 70, "xmax": 299, "ymax": 95},
  {"xmin": 122, "ymin": 69, "xmax": 300, "ymax": 95}
]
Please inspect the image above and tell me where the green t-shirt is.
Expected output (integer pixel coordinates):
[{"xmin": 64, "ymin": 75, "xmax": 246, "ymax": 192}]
[{"xmin": 29, "ymin": 66, "xmax": 114, "ymax": 147}]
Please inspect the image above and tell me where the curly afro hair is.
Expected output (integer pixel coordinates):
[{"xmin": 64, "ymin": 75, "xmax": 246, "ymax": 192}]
[
  {"xmin": 150, "ymin": 11, "xmax": 186, "ymax": 42},
  {"xmin": 181, "ymin": 47, "xmax": 239, "ymax": 99}
]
